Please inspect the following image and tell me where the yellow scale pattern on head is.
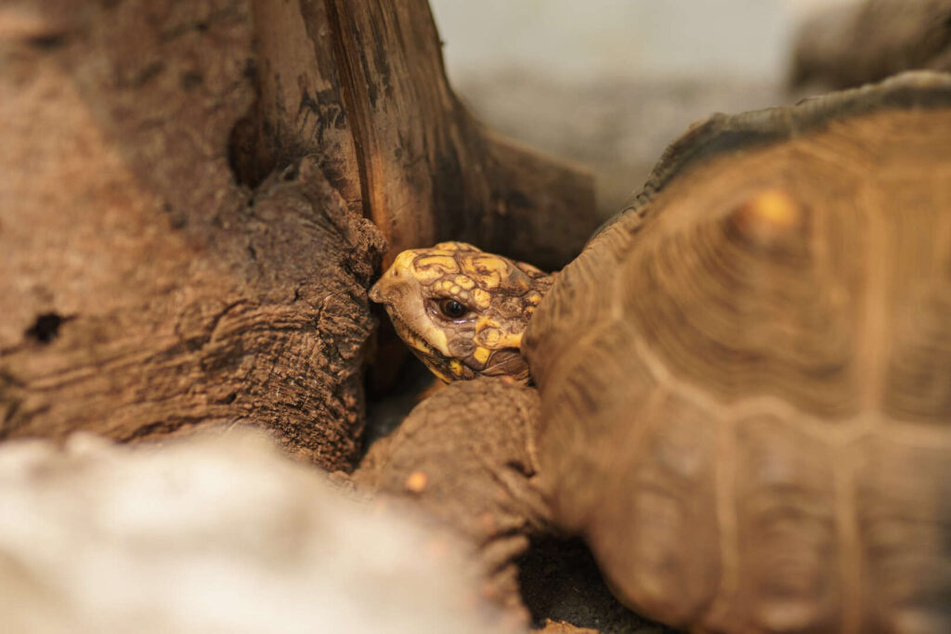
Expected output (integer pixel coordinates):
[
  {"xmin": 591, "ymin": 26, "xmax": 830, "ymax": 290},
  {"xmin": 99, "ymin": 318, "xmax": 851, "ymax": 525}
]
[
  {"xmin": 478, "ymin": 327, "xmax": 501, "ymax": 347},
  {"xmin": 455, "ymin": 276, "xmax": 475, "ymax": 290},
  {"xmin": 371, "ymin": 240, "xmax": 553, "ymax": 384},
  {"xmin": 467, "ymin": 255, "xmax": 506, "ymax": 289},
  {"xmin": 414, "ymin": 255, "xmax": 459, "ymax": 283},
  {"xmin": 473, "ymin": 346, "xmax": 491, "ymax": 365},
  {"xmin": 471, "ymin": 288, "xmax": 491, "ymax": 309}
]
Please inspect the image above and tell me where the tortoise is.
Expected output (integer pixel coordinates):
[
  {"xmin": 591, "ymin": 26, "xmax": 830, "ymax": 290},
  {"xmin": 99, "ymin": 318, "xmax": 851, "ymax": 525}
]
[{"xmin": 368, "ymin": 72, "xmax": 951, "ymax": 633}]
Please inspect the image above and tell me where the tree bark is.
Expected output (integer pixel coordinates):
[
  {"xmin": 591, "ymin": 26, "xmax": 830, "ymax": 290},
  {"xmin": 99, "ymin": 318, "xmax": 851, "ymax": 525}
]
[
  {"xmin": 0, "ymin": 0, "xmax": 596, "ymax": 469},
  {"xmin": 231, "ymin": 0, "xmax": 597, "ymax": 270}
]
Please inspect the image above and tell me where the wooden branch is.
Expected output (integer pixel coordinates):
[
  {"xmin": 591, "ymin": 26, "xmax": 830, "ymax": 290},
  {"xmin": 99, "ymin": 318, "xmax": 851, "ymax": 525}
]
[
  {"xmin": 234, "ymin": 0, "xmax": 598, "ymax": 270},
  {"xmin": 0, "ymin": 1, "xmax": 382, "ymax": 469},
  {"xmin": 1, "ymin": 0, "xmax": 596, "ymax": 466}
]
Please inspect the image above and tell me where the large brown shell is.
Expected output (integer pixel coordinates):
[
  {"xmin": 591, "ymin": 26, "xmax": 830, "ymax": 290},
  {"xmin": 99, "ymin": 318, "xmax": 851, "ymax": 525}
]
[{"xmin": 524, "ymin": 72, "xmax": 951, "ymax": 633}]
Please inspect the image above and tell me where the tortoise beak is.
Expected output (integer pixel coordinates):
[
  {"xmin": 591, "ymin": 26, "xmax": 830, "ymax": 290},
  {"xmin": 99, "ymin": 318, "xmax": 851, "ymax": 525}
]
[
  {"xmin": 368, "ymin": 279, "xmax": 384, "ymax": 304},
  {"xmin": 368, "ymin": 269, "xmax": 408, "ymax": 307}
]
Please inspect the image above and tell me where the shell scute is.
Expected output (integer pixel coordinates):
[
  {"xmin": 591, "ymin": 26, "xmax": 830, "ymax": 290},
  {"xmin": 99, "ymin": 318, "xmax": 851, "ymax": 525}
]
[
  {"xmin": 587, "ymin": 391, "xmax": 721, "ymax": 628},
  {"xmin": 855, "ymin": 436, "xmax": 951, "ymax": 633},
  {"xmin": 730, "ymin": 415, "xmax": 842, "ymax": 633},
  {"xmin": 525, "ymin": 72, "xmax": 951, "ymax": 633}
]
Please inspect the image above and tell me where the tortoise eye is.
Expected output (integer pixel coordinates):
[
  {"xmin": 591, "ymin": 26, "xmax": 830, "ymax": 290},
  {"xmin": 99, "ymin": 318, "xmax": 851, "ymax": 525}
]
[{"xmin": 438, "ymin": 298, "xmax": 469, "ymax": 320}]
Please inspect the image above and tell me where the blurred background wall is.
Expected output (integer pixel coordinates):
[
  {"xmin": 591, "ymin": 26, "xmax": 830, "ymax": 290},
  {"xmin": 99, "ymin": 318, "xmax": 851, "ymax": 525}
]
[{"xmin": 430, "ymin": 0, "xmax": 857, "ymax": 218}]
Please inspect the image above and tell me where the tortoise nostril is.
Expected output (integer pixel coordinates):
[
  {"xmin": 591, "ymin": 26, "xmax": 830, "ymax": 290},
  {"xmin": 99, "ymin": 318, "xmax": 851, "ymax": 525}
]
[{"xmin": 368, "ymin": 283, "xmax": 383, "ymax": 303}]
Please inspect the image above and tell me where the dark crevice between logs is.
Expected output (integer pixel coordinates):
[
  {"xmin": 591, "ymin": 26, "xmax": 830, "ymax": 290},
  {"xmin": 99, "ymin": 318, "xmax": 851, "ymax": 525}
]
[
  {"xmin": 517, "ymin": 536, "xmax": 673, "ymax": 633},
  {"xmin": 361, "ymin": 349, "xmax": 434, "ymax": 456},
  {"xmin": 323, "ymin": 0, "xmax": 374, "ymax": 224},
  {"xmin": 227, "ymin": 105, "xmax": 262, "ymax": 189},
  {"xmin": 226, "ymin": 55, "xmax": 262, "ymax": 187}
]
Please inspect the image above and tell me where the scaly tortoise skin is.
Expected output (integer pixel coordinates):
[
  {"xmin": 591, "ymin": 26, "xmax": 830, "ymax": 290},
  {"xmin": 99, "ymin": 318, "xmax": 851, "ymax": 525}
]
[
  {"xmin": 370, "ymin": 72, "xmax": 951, "ymax": 633},
  {"xmin": 368, "ymin": 242, "xmax": 552, "ymax": 384}
]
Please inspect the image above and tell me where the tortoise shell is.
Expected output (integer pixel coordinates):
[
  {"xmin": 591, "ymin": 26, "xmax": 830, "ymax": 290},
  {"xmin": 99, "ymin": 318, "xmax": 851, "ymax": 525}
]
[{"xmin": 523, "ymin": 72, "xmax": 951, "ymax": 633}]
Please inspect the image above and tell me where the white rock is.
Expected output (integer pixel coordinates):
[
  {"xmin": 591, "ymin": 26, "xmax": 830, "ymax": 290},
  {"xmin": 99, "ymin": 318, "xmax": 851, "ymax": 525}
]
[{"xmin": 0, "ymin": 430, "xmax": 517, "ymax": 634}]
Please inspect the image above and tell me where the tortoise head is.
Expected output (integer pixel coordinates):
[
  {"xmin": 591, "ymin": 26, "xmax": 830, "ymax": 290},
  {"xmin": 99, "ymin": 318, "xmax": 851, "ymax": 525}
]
[{"xmin": 369, "ymin": 242, "xmax": 554, "ymax": 383}]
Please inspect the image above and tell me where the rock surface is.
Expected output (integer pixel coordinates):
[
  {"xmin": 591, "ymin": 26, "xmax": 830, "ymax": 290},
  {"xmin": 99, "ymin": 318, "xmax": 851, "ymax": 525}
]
[{"xmin": 0, "ymin": 429, "xmax": 518, "ymax": 634}]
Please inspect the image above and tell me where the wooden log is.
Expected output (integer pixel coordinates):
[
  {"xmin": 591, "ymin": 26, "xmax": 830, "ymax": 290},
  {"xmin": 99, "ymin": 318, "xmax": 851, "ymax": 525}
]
[
  {"xmin": 0, "ymin": 1, "xmax": 380, "ymax": 469},
  {"xmin": 0, "ymin": 0, "xmax": 595, "ymax": 469},
  {"xmin": 232, "ymin": 0, "xmax": 597, "ymax": 270}
]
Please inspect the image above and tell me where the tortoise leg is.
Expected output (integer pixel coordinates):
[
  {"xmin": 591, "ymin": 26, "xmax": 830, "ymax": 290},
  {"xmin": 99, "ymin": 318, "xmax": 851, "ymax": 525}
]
[{"xmin": 353, "ymin": 377, "xmax": 552, "ymax": 619}]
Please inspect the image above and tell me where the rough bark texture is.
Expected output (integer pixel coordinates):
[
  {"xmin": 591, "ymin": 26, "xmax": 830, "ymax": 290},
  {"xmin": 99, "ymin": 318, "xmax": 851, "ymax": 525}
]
[
  {"xmin": 0, "ymin": 0, "xmax": 595, "ymax": 468},
  {"xmin": 791, "ymin": 0, "xmax": 951, "ymax": 90},
  {"xmin": 230, "ymin": 0, "xmax": 597, "ymax": 271},
  {"xmin": 0, "ymin": 0, "xmax": 383, "ymax": 468}
]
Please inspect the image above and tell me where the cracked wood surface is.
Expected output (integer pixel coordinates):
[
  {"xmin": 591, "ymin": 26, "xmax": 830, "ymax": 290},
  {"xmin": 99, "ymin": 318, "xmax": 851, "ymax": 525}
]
[
  {"xmin": 0, "ymin": 1, "xmax": 382, "ymax": 469},
  {"xmin": 0, "ymin": 0, "xmax": 595, "ymax": 468},
  {"xmin": 232, "ymin": 0, "xmax": 598, "ymax": 271}
]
